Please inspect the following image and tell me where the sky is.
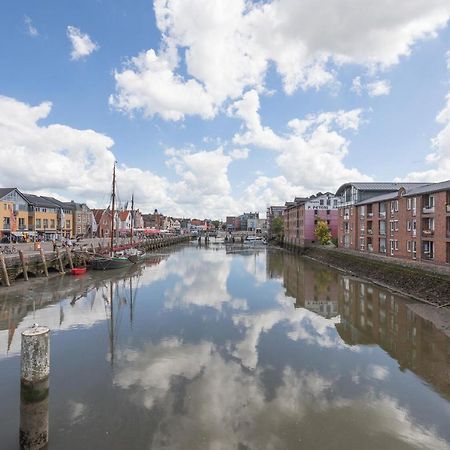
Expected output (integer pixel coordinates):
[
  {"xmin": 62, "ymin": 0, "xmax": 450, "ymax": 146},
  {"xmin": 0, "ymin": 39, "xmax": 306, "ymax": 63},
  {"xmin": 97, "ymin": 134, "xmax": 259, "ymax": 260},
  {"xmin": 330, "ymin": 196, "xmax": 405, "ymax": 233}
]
[{"xmin": 1, "ymin": 0, "xmax": 450, "ymax": 219}]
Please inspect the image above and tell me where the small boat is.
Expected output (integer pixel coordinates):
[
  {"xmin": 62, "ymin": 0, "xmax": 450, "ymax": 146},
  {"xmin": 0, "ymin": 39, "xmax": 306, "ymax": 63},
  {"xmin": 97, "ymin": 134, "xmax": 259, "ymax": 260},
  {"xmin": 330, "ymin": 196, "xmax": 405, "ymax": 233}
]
[
  {"xmin": 91, "ymin": 256, "xmax": 134, "ymax": 270},
  {"xmin": 71, "ymin": 267, "xmax": 87, "ymax": 275}
]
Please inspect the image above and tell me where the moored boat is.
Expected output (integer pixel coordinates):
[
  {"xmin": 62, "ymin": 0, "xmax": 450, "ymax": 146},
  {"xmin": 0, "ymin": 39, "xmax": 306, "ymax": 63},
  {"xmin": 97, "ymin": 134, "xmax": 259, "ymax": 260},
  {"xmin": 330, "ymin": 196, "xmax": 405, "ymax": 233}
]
[{"xmin": 71, "ymin": 267, "xmax": 87, "ymax": 275}]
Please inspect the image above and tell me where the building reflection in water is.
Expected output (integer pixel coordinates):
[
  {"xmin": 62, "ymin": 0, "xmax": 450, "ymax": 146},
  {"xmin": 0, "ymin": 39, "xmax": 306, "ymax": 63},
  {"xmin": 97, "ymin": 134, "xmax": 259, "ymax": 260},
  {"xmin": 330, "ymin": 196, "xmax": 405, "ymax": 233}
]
[{"xmin": 266, "ymin": 249, "xmax": 450, "ymax": 399}]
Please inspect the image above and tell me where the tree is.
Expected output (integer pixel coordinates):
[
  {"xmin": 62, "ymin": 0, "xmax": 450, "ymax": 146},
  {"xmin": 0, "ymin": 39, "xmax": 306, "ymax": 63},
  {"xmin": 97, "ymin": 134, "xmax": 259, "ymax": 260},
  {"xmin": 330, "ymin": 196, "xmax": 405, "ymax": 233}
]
[
  {"xmin": 315, "ymin": 220, "xmax": 332, "ymax": 245},
  {"xmin": 272, "ymin": 216, "xmax": 284, "ymax": 237}
]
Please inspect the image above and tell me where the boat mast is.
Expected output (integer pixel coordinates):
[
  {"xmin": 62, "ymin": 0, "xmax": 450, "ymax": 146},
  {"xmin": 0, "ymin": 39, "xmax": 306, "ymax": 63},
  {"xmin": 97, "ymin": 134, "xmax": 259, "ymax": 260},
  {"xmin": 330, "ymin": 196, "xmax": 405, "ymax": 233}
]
[
  {"xmin": 110, "ymin": 163, "xmax": 116, "ymax": 257},
  {"xmin": 130, "ymin": 193, "xmax": 134, "ymax": 246}
]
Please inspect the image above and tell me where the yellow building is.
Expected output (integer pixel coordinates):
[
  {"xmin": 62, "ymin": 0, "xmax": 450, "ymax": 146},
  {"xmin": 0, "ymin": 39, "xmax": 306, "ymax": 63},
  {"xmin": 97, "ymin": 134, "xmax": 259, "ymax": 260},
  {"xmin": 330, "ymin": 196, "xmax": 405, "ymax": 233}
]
[
  {"xmin": 23, "ymin": 194, "xmax": 59, "ymax": 240},
  {"xmin": 0, "ymin": 188, "xmax": 30, "ymax": 239}
]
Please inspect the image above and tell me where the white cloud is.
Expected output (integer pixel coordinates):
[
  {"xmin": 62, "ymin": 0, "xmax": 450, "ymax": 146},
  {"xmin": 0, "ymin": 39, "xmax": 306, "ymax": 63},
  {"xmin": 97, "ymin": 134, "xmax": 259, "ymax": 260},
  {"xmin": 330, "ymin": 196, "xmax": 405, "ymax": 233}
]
[
  {"xmin": 165, "ymin": 146, "xmax": 240, "ymax": 217},
  {"xmin": 0, "ymin": 95, "xmax": 259, "ymax": 218},
  {"xmin": 67, "ymin": 26, "xmax": 99, "ymax": 60},
  {"xmin": 231, "ymin": 90, "xmax": 371, "ymax": 194},
  {"xmin": 111, "ymin": 0, "xmax": 450, "ymax": 120},
  {"xmin": 367, "ymin": 79, "xmax": 391, "ymax": 97},
  {"xmin": 230, "ymin": 147, "xmax": 250, "ymax": 160},
  {"xmin": 110, "ymin": 49, "xmax": 215, "ymax": 121},
  {"xmin": 24, "ymin": 16, "xmax": 38, "ymax": 37},
  {"xmin": 0, "ymin": 95, "xmax": 174, "ymax": 213},
  {"xmin": 403, "ymin": 89, "xmax": 450, "ymax": 182},
  {"xmin": 351, "ymin": 77, "xmax": 391, "ymax": 97},
  {"xmin": 351, "ymin": 76, "xmax": 363, "ymax": 95}
]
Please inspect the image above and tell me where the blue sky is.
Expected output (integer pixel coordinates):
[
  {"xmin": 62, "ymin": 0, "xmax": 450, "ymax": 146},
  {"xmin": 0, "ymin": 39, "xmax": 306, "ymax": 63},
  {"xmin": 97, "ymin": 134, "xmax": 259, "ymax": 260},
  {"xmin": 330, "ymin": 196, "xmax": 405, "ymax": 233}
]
[{"xmin": 1, "ymin": 0, "xmax": 450, "ymax": 219}]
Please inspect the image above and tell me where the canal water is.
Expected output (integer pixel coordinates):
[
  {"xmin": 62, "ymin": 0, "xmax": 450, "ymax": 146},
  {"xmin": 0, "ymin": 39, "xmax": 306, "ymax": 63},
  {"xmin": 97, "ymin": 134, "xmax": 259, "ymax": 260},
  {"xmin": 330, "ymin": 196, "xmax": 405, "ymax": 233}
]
[{"xmin": 1, "ymin": 244, "xmax": 450, "ymax": 449}]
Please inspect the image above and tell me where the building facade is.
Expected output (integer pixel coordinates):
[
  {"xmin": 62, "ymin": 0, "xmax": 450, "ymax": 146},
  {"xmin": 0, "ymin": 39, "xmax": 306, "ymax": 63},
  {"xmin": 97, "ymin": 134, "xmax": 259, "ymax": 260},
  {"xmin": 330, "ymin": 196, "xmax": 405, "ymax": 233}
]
[
  {"xmin": 336, "ymin": 181, "xmax": 450, "ymax": 266},
  {"xmin": 0, "ymin": 188, "xmax": 30, "ymax": 239},
  {"xmin": 284, "ymin": 193, "xmax": 339, "ymax": 247},
  {"xmin": 266, "ymin": 206, "xmax": 285, "ymax": 239}
]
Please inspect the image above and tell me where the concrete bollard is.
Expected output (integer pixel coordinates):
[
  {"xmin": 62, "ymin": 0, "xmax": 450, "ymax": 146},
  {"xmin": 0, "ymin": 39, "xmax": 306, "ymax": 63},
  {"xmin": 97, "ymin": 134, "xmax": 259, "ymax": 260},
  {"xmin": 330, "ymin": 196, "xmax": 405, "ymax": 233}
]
[
  {"xmin": 21, "ymin": 326, "xmax": 50, "ymax": 384},
  {"xmin": 20, "ymin": 325, "xmax": 50, "ymax": 450}
]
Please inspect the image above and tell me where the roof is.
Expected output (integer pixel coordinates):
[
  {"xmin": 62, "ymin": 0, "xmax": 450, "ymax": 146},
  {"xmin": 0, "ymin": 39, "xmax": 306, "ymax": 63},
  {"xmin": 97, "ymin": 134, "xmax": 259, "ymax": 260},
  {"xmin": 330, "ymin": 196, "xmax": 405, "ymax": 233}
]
[
  {"xmin": 0, "ymin": 188, "xmax": 16, "ymax": 200},
  {"xmin": 23, "ymin": 193, "xmax": 61, "ymax": 208},
  {"xmin": 335, "ymin": 182, "xmax": 429, "ymax": 196},
  {"xmin": 119, "ymin": 210, "xmax": 130, "ymax": 221},
  {"xmin": 403, "ymin": 179, "xmax": 450, "ymax": 196},
  {"xmin": 41, "ymin": 196, "xmax": 75, "ymax": 210},
  {"xmin": 356, "ymin": 191, "xmax": 399, "ymax": 206},
  {"xmin": 91, "ymin": 208, "xmax": 110, "ymax": 223},
  {"xmin": 0, "ymin": 187, "xmax": 29, "ymax": 203}
]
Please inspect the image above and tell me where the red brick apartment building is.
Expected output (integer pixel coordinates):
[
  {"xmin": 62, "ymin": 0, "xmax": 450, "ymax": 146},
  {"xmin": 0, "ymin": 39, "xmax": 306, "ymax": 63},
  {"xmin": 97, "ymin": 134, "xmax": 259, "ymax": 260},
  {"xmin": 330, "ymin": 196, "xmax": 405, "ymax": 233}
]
[
  {"xmin": 284, "ymin": 193, "xmax": 339, "ymax": 248},
  {"xmin": 336, "ymin": 181, "xmax": 450, "ymax": 266}
]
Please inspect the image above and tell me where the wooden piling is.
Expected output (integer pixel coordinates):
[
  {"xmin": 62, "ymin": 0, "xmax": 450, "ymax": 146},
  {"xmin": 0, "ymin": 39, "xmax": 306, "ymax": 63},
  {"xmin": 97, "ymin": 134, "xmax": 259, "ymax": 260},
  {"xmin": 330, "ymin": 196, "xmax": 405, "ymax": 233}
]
[
  {"xmin": 55, "ymin": 248, "xmax": 64, "ymax": 274},
  {"xmin": 19, "ymin": 250, "xmax": 29, "ymax": 281},
  {"xmin": 66, "ymin": 248, "xmax": 73, "ymax": 270},
  {"xmin": 0, "ymin": 254, "xmax": 10, "ymax": 287},
  {"xmin": 39, "ymin": 248, "xmax": 48, "ymax": 277}
]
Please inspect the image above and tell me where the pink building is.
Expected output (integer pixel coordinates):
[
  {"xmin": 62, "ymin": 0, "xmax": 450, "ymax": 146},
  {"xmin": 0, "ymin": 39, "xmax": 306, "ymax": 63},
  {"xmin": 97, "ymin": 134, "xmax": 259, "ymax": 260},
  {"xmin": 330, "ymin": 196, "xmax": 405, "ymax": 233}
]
[{"xmin": 284, "ymin": 193, "xmax": 339, "ymax": 247}]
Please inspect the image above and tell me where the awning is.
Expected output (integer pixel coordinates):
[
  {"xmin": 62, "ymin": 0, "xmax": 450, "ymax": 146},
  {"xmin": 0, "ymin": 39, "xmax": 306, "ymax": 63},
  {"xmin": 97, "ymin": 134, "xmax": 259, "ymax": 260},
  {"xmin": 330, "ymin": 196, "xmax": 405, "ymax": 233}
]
[{"xmin": 11, "ymin": 232, "xmax": 23, "ymax": 237}]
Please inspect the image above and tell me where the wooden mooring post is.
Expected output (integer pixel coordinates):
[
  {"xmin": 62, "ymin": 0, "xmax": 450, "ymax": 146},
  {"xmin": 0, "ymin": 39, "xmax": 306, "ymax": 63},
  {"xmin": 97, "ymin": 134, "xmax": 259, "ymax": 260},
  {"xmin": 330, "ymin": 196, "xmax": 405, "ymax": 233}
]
[
  {"xmin": 55, "ymin": 248, "xmax": 64, "ymax": 274},
  {"xmin": 19, "ymin": 250, "xmax": 29, "ymax": 281},
  {"xmin": 0, "ymin": 254, "xmax": 10, "ymax": 287},
  {"xmin": 66, "ymin": 248, "xmax": 73, "ymax": 270},
  {"xmin": 39, "ymin": 248, "xmax": 48, "ymax": 278}
]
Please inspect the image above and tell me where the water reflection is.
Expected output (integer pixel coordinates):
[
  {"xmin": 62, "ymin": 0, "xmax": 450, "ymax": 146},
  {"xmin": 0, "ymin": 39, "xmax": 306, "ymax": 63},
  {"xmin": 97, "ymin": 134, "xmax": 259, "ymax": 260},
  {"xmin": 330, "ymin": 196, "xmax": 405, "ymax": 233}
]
[{"xmin": 0, "ymin": 246, "xmax": 449, "ymax": 449}]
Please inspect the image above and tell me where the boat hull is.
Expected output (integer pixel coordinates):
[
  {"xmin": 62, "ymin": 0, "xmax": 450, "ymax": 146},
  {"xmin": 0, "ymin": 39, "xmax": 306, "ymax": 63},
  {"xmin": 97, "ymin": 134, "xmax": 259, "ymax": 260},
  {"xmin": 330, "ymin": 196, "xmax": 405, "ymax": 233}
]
[
  {"xmin": 71, "ymin": 267, "xmax": 87, "ymax": 275},
  {"xmin": 91, "ymin": 257, "xmax": 134, "ymax": 270}
]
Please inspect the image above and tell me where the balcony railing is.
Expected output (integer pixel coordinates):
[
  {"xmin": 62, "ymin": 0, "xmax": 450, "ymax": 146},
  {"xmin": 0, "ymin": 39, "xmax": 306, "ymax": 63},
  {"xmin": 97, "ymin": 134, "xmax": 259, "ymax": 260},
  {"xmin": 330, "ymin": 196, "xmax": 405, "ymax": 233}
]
[
  {"xmin": 379, "ymin": 230, "xmax": 386, "ymax": 236},
  {"xmin": 422, "ymin": 206, "xmax": 435, "ymax": 214},
  {"xmin": 367, "ymin": 212, "xmax": 373, "ymax": 218},
  {"xmin": 446, "ymin": 204, "xmax": 450, "ymax": 213},
  {"xmin": 379, "ymin": 212, "xmax": 386, "ymax": 218},
  {"xmin": 367, "ymin": 229, "xmax": 373, "ymax": 235},
  {"xmin": 422, "ymin": 229, "xmax": 434, "ymax": 237},
  {"xmin": 2, "ymin": 224, "xmax": 11, "ymax": 230},
  {"xmin": 344, "ymin": 214, "xmax": 350, "ymax": 220}
]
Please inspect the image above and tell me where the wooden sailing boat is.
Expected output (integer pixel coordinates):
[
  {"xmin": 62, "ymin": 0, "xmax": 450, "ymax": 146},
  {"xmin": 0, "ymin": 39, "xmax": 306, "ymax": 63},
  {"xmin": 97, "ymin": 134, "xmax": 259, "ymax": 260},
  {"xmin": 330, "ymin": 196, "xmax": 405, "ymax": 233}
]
[
  {"xmin": 124, "ymin": 193, "xmax": 145, "ymax": 263},
  {"xmin": 92, "ymin": 163, "xmax": 143, "ymax": 270}
]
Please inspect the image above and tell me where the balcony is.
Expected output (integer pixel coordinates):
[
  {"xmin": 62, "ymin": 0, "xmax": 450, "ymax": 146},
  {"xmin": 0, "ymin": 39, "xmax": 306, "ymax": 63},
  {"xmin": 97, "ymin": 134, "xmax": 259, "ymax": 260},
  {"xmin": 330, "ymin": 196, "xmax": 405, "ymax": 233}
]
[
  {"xmin": 422, "ymin": 229, "xmax": 434, "ymax": 237},
  {"xmin": 422, "ymin": 206, "xmax": 435, "ymax": 214},
  {"xmin": 379, "ymin": 212, "xmax": 386, "ymax": 218},
  {"xmin": 367, "ymin": 229, "xmax": 373, "ymax": 235}
]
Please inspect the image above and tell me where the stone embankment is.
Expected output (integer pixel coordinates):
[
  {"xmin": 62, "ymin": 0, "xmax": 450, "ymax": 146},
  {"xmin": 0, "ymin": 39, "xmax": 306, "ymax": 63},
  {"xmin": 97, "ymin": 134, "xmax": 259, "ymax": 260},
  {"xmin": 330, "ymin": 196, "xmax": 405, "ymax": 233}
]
[
  {"xmin": 287, "ymin": 244, "xmax": 450, "ymax": 306},
  {"xmin": 0, "ymin": 235, "xmax": 190, "ymax": 287}
]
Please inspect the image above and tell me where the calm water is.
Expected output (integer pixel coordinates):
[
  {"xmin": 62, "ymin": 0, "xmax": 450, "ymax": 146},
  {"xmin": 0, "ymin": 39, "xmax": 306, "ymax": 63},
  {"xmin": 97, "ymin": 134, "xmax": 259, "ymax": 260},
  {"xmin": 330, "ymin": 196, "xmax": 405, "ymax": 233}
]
[{"xmin": 1, "ymin": 244, "xmax": 450, "ymax": 449}]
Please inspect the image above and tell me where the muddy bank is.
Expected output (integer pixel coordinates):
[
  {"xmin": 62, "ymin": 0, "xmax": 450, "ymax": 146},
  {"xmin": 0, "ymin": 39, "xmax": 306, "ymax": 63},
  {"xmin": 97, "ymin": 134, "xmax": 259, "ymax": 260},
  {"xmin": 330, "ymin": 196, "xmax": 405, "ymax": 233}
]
[{"xmin": 300, "ymin": 246, "xmax": 450, "ymax": 306}]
